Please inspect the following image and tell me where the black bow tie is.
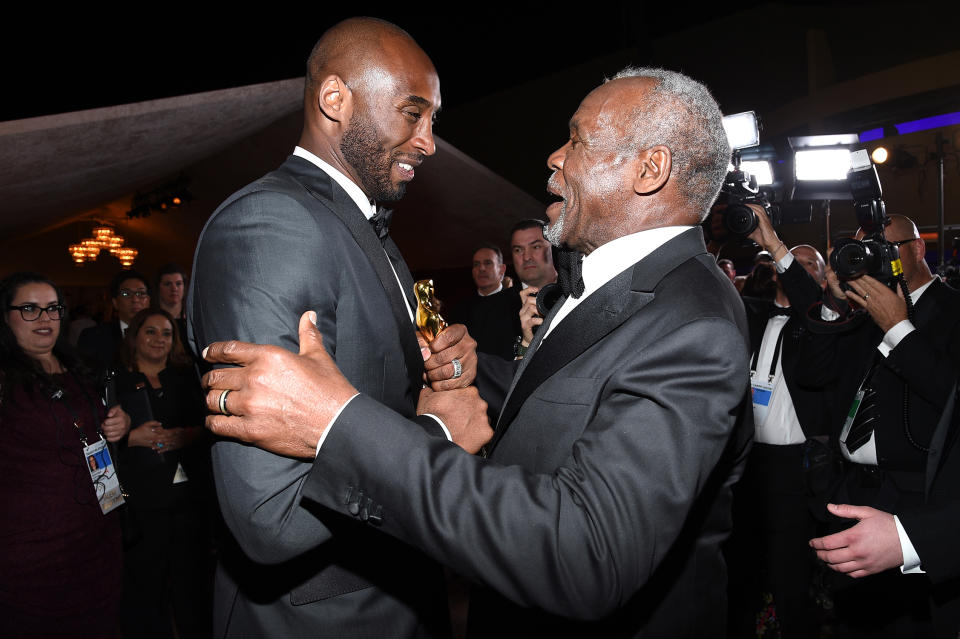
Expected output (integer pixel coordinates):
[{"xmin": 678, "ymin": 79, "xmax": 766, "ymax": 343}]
[
  {"xmin": 555, "ymin": 248, "xmax": 585, "ymax": 299},
  {"xmin": 370, "ymin": 206, "xmax": 393, "ymax": 242},
  {"xmin": 769, "ymin": 305, "xmax": 792, "ymax": 318}
]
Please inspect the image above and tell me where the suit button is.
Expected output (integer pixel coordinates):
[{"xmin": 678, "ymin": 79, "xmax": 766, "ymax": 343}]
[{"xmin": 347, "ymin": 488, "xmax": 363, "ymax": 516}]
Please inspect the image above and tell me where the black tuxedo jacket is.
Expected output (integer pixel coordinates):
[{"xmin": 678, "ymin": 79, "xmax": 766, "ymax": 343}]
[
  {"xmin": 804, "ymin": 279, "xmax": 960, "ymax": 509},
  {"xmin": 304, "ymin": 228, "xmax": 753, "ymax": 638},
  {"xmin": 898, "ymin": 385, "xmax": 960, "ymax": 638},
  {"xmin": 188, "ymin": 155, "xmax": 449, "ymax": 638},
  {"xmin": 77, "ymin": 320, "xmax": 123, "ymax": 372},
  {"xmin": 450, "ymin": 286, "xmax": 522, "ymax": 361}
]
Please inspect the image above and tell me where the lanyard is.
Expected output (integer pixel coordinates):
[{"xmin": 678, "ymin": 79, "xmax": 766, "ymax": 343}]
[
  {"xmin": 49, "ymin": 370, "xmax": 103, "ymax": 447},
  {"xmin": 750, "ymin": 322, "xmax": 786, "ymax": 383}
]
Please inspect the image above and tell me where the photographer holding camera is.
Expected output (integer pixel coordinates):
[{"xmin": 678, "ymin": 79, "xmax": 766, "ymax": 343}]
[
  {"xmin": 804, "ymin": 213, "xmax": 960, "ymax": 637},
  {"xmin": 726, "ymin": 206, "xmax": 839, "ymax": 638}
]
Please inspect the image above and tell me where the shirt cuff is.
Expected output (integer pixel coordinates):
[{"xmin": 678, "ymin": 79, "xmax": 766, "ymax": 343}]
[
  {"xmin": 422, "ymin": 414, "xmax": 453, "ymax": 441},
  {"xmin": 775, "ymin": 251, "xmax": 794, "ymax": 273},
  {"xmin": 878, "ymin": 320, "xmax": 915, "ymax": 358},
  {"xmin": 894, "ymin": 515, "xmax": 924, "ymax": 574},
  {"xmin": 315, "ymin": 393, "xmax": 360, "ymax": 456}
]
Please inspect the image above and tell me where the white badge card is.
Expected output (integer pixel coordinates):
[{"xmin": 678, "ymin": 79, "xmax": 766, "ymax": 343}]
[
  {"xmin": 751, "ymin": 376, "xmax": 774, "ymax": 427},
  {"xmin": 83, "ymin": 438, "xmax": 125, "ymax": 514}
]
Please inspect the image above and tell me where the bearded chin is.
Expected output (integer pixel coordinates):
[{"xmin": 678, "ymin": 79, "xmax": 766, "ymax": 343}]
[
  {"xmin": 543, "ymin": 204, "xmax": 566, "ymax": 247},
  {"xmin": 340, "ymin": 113, "xmax": 404, "ymax": 202}
]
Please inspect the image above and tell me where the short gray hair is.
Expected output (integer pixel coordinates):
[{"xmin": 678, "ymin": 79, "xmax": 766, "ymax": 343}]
[{"xmin": 607, "ymin": 67, "xmax": 729, "ymax": 221}]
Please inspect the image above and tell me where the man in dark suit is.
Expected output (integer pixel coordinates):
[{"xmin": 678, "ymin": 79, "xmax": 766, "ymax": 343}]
[
  {"xmin": 802, "ymin": 214, "xmax": 960, "ymax": 636},
  {"xmin": 201, "ymin": 67, "xmax": 752, "ymax": 638},
  {"xmin": 726, "ymin": 211, "xmax": 834, "ymax": 638},
  {"xmin": 451, "ymin": 243, "xmax": 520, "ymax": 361},
  {"xmin": 811, "ymin": 385, "xmax": 960, "ymax": 638},
  {"xmin": 78, "ymin": 269, "xmax": 151, "ymax": 371},
  {"xmin": 188, "ymin": 18, "xmax": 485, "ymax": 639}
]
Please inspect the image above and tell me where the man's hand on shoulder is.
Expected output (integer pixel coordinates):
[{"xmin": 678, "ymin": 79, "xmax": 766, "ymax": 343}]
[
  {"xmin": 421, "ymin": 323, "xmax": 478, "ymax": 390},
  {"xmin": 202, "ymin": 311, "xmax": 357, "ymax": 459},
  {"xmin": 418, "ymin": 386, "xmax": 492, "ymax": 454}
]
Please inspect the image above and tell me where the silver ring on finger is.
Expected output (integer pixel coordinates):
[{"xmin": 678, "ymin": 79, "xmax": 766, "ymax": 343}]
[
  {"xmin": 451, "ymin": 358, "xmax": 463, "ymax": 379},
  {"xmin": 218, "ymin": 389, "xmax": 233, "ymax": 416},
  {"xmin": 862, "ymin": 293, "xmax": 870, "ymax": 301}
]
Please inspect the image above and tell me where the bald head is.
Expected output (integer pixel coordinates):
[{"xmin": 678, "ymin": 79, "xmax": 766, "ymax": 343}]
[
  {"xmin": 854, "ymin": 214, "xmax": 931, "ymax": 287},
  {"xmin": 885, "ymin": 215, "xmax": 921, "ymax": 242},
  {"xmin": 299, "ymin": 18, "xmax": 440, "ymax": 202},
  {"xmin": 305, "ymin": 18, "xmax": 428, "ymax": 107},
  {"xmin": 790, "ymin": 244, "xmax": 826, "ymax": 285}
]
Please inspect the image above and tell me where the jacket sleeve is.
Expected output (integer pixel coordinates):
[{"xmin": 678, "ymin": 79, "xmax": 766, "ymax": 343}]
[
  {"xmin": 303, "ymin": 317, "xmax": 749, "ymax": 619},
  {"xmin": 190, "ymin": 191, "xmax": 341, "ymax": 564}
]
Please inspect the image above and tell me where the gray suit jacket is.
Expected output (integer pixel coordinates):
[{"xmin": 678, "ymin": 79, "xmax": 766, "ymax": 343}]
[
  {"xmin": 303, "ymin": 228, "xmax": 753, "ymax": 638},
  {"xmin": 189, "ymin": 155, "xmax": 449, "ymax": 638}
]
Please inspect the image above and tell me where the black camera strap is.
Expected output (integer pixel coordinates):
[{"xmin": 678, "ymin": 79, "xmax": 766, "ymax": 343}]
[{"xmin": 750, "ymin": 320, "xmax": 787, "ymax": 383}]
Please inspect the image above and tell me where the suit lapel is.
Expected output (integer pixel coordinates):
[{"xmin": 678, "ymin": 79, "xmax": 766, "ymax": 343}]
[
  {"xmin": 489, "ymin": 228, "xmax": 708, "ymax": 454},
  {"xmin": 285, "ymin": 157, "xmax": 424, "ymax": 396},
  {"xmin": 926, "ymin": 383, "xmax": 958, "ymax": 495}
]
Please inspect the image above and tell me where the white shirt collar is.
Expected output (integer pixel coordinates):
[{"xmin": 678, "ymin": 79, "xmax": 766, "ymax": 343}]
[
  {"xmin": 542, "ymin": 226, "xmax": 692, "ymax": 339},
  {"xmin": 293, "ymin": 146, "xmax": 376, "ymax": 219},
  {"xmin": 580, "ymin": 226, "xmax": 692, "ymax": 296},
  {"xmin": 477, "ymin": 283, "xmax": 503, "ymax": 297},
  {"xmin": 910, "ymin": 276, "xmax": 936, "ymax": 304}
]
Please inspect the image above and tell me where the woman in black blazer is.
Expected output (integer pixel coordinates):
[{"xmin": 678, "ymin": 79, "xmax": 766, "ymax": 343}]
[{"xmin": 117, "ymin": 307, "xmax": 212, "ymax": 639}]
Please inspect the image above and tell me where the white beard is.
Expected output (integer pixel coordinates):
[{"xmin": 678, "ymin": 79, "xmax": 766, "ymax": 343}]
[{"xmin": 544, "ymin": 202, "xmax": 566, "ymax": 247}]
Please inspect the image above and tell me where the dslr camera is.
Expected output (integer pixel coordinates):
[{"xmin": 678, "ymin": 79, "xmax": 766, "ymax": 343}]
[
  {"xmin": 829, "ymin": 150, "xmax": 902, "ymax": 286},
  {"xmin": 719, "ymin": 149, "xmax": 782, "ymax": 236},
  {"xmin": 714, "ymin": 111, "xmax": 781, "ymax": 237}
]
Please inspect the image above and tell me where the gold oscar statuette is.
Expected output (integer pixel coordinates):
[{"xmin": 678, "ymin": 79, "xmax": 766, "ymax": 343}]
[{"xmin": 414, "ymin": 279, "xmax": 448, "ymax": 342}]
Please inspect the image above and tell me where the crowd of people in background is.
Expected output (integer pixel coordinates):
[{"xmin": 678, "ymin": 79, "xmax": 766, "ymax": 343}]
[
  {"xmin": 3, "ymin": 202, "xmax": 958, "ymax": 638},
  {"xmin": 1, "ymin": 16, "xmax": 957, "ymax": 639},
  {"xmin": 1, "ymin": 265, "xmax": 213, "ymax": 638}
]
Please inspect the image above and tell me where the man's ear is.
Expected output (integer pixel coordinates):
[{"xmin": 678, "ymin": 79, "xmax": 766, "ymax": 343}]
[
  {"xmin": 316, "ymin": 75, "xmax": 353, "ymax": 125},
  {"xmin": 633, "ymin": 145, "xmax": 672, "ymax": 195}
]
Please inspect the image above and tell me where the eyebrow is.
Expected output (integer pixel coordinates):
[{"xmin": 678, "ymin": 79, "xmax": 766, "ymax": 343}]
[{"xmin": 405, "ymin": 95, "xmax": 441, "ymax": 114}]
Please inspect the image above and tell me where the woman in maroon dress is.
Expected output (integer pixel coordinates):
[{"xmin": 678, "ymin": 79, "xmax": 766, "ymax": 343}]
[{"xmin": 0, "ymin": 272, "xmax": 130, "ymax": 637}]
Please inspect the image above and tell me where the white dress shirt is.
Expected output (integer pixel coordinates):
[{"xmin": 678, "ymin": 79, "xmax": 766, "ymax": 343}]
[
  {"xmin": 291, "ymin": 147, "xmax": 449, "ymax": 450},
  {"xmin": 542, "ymin": 226, "xmax": 691, "ymax": 340}
]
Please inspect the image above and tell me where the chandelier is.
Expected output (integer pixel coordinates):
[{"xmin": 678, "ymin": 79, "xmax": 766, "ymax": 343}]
[{"xmin": 68, "ymin": 226, "xmax": 139, "ymax": 268}]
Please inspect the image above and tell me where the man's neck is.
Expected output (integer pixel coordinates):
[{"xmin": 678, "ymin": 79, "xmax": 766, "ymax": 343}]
[
  {"xmin": 159, "ymin": 300, "xmax": 182, "ymax": 318},
  {"xmin": 774, "ymin": 289, "xmax": 790, "ymax": 308}
]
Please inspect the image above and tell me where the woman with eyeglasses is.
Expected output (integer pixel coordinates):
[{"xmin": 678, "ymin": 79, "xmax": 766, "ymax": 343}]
[
  {"xmin": 115, "ymin": 307, "xmax": 212, "ymax": 638},
  {"xmin": 0, "ymin": 271, "xmax": 130, "ymax": 637}
]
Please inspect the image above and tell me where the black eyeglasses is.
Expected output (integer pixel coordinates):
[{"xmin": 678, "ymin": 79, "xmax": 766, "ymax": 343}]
[
  {"xmin": 118, "ymin": 289, "xmax": 149, "ymax": 299},
  {"xmin": 892, "ymin": 238, "xmax": 919, "ymax": 247},
  {"xmin": 7, "ymin": 303, "xmax": 65, "ymax": 321}
]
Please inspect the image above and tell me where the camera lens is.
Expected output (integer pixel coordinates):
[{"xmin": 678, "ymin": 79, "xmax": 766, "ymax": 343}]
[{"xmin": 724, "ymin": 204, "xmax": 759, "ymax": 236}]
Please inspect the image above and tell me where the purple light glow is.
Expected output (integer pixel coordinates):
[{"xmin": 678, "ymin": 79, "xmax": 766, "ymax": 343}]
[
  {"xmin": 895, "ymin": 112, "xmax": 960, "ymax": 135},
  {"xmin": 859, "ymin": 128, "xmax": 884, "ymax": 142}
]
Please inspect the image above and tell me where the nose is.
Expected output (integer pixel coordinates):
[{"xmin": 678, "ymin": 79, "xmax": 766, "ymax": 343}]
[
  {"xmin": 547, "ymin": 141, "xmax": 569, "ymax": 171},
  {"xmin": 412, "ymin": 118, "xmax": 436, "ymax": 157}
]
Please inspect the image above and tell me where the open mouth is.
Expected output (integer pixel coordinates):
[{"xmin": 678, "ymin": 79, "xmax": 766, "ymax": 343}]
[{"xmin": 395, "ymin": 156, "xmax": 423, "ymax": 182}]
